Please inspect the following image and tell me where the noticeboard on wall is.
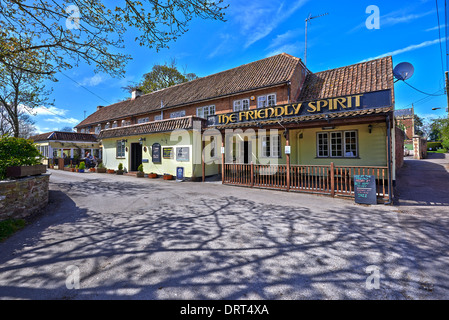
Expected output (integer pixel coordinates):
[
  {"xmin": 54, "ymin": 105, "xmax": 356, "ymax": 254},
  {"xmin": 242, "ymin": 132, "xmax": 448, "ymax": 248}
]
[
  {"xmin": 176, "ymin": 147, "xmax": 189, "ymax": 162},
  {"xmin": 163, "ymin": 147, "xmax": 173, "ymax": 159},
  {"xmin": 152, "ymin": 143, "xmax": 161, "ymax": 163}
]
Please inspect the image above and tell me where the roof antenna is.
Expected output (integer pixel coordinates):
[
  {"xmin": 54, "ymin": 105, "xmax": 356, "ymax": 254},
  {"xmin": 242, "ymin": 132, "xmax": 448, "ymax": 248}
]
[{"xmin": 304, "ymin": 12, "xmax": 329, "ymax": 67}]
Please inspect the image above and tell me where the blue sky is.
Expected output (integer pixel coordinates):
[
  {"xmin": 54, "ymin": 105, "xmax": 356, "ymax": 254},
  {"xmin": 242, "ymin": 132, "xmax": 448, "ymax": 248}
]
[{"xmin": 31, "ymin": 0, "xmax": 449, "ymax": 133}]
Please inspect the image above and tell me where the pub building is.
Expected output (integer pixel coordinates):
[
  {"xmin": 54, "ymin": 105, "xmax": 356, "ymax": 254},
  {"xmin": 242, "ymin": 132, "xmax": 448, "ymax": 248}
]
[{"xmin": 75, "ymin": 53, "xmax": 399, "ymax": 203}]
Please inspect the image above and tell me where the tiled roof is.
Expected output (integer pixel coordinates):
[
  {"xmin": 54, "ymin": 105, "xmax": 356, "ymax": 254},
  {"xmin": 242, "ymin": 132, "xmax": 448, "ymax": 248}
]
[
  {"xmin": 394, "ymin": 108, "xmax": 414, "ymax": 118},
  {"xmin": 213, "ymin": 107, "xmax": 393, "ymax": 129},
  {"xmin": 98, "ymin": 116, "xmax": 207, "ymax": 139},
  {"xmin": 29, "ymin": 131, "xmax": 98, "ymax": 142},
  {"xmin": 298, "ymin": 56, "xmax": 394, "ymax": 101},
  {"xmin": 76, "ymin": 53, "xmax": 303, "ymax": 128}
]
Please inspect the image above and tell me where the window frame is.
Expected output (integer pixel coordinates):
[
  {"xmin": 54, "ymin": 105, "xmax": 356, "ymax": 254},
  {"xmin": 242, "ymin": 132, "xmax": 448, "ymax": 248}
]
[
  {"xmin": 233, "ymin": 98, "xmax": 250, "ymax": 112},
  {"xmin": 170, "ymin": 110, "xmax": 186, "ymax": 119},
  {"xmin": 116, "ymin": 140, "xmax": 126, "ymax": 158},
  {"xmin": 196, "ymin": 105, "xmax": 216, "ymax": 118},
  {"xmin": 261, "ymin": 134, "xmax": 281, "ymax": 158},
  {"xmin": 316, "ymin": 130, "xmax": 359, "ymax": 158},
  {"xmin": 257, "ymin": 93, "xmax": 277, "ymax": 108}
]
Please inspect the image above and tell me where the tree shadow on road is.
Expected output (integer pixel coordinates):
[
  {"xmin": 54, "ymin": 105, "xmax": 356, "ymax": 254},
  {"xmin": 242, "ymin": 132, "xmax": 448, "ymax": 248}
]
[{"xmin": 2, "ymin": 190, "xmax": 446, "ymax": 300}]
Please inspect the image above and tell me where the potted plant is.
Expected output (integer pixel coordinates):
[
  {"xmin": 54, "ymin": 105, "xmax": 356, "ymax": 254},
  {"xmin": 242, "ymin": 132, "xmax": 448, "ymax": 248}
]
[
  {"xmin": 97, "ymin": 162, "xmax": 107, "ymax": 173},
  {"xmin": 163, "ymin": 173, "xmax": 173, "ymax": 180},
  {"xmin": 70, "ymin": 164, "xmax": 76, "ymax": 172},
  {"xmin": 148, "ymin": 172, "xmax": 157, "ymax": 179},
  {"xmin": 107, "ymin": 168, "xmax": 115, "ymax": 174},
  {"xmin": 89, "ymin": 167, "xmax": 96, "ymax": 173},
  {"xmin": 136, "ymin": 164, "xmax": 144, "ymax": 178},
  {"xmin": 78, "ymin": 162, "xmax": 85, "ymax": 173},
  {"xmin": 75, "ymin": 165, "xmax": 79, "ymax": 172},
  {"xmin": 116, "ymin": 163, "xmax": 124, "ymax": 175}
]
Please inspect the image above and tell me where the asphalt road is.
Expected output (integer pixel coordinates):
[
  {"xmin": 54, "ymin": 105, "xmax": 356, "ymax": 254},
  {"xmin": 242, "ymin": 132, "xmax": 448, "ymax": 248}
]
[{"xmin": 1, "ymin": 157, "xmax": 448, "ymax": 300}]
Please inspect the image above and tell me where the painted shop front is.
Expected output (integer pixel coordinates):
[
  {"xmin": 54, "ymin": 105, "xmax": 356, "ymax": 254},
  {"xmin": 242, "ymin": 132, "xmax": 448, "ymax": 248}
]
[{"xmin": 207, "ymin": 89, "xmax": 395, "ymax": 203}]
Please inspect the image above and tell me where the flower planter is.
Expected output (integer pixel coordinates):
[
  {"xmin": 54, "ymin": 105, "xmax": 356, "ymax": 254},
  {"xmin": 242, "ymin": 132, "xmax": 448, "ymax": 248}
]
[
  {"xmin": 107, "ymin": 169, "xmax": 115, "ymax": 174},
  {"xmin": 136, "ymin": 171, "xmax": 145, "ymax": 178},
  {"xmin": 116, "ymin": 170, "xmax": 124, "ymax": 175},
  {"xmin": 89, "ymin": 168, "xmax": 96, "ymax": 173},
  {"xmin": 6, "ymin": 164, "xmax": 47, "ymax": 178},
  {"xmin": 70, "ymin": 168, "xmax": 76, "ymax": 172},
  {"xmin": 163, "ymin": 174, "xmax": 173, "ymax": 180},
  {"xmin": 97, "ymin": 168, "xmax": 107, "ymax": 173},
  {"xmin": 78, "ymin": 169, "xmax": 84, "ymax": 173},
  {"xmin": 148, "ymin": 173, "xmax": 157, "ymax": 179}
]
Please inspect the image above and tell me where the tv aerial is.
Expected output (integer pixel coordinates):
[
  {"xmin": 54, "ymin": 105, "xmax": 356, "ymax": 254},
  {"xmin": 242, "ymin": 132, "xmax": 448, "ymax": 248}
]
[{"xmin": 393, "ymin": 62, "xmax": 414, "ymax": 82}]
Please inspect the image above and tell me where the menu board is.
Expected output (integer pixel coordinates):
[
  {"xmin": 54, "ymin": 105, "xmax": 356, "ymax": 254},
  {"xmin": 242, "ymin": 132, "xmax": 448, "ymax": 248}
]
[
  {"xmin": 354, "ymin": 175, "xmax": 377, "ymax": 205},
  {"xmin": 152, "ymin": 143, "xmax": 161, "ymax": 163}
]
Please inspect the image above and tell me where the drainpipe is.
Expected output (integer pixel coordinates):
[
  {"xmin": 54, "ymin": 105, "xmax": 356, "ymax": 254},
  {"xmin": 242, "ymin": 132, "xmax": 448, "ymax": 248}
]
[{"xmin": 385, "ymin": 114, "xmax": 393, "ymax": 205}]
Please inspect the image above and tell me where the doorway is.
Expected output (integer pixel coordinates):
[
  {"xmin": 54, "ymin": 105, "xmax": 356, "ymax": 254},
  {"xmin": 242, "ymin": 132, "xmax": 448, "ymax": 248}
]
[
  {"xmin": 240, "ymin": 141, "xmax": 252, "ymax": 164},
  {"xmin": 130, "ymin": 143, "xmax": 142, "ymax": 171}
]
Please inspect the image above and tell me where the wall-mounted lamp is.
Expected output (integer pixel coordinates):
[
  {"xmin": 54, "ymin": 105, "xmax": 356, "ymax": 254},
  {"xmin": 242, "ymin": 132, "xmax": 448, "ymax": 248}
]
[
  {"xmin": 139, "ymin": 137, "xmax": 146, "ymax": 145},
  {"xmin": 368, "ymin": 124, "xmax": 373, "ymax": 134}
]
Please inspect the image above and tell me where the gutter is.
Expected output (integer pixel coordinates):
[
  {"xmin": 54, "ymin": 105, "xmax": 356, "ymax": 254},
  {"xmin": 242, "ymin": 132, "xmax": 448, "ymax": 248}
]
[{"xmin": 385, "ymin": 113, "xmax": 393, "ymax": 205}]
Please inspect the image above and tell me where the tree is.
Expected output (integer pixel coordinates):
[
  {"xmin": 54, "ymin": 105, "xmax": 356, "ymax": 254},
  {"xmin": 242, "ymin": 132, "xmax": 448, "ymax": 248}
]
[
  {"xmin": 60, "ymin": 126, "xmax": 74, "ymax": 132},
  {"xmin": 0, "ymin": 53, "xmax": 52, "ymax": 138},
  {"xmin": 429, "ymin": 117, "xmax": 449, "ymax": 149},
  {"xmin": 0, "ymin": 0, "xmax": 228, "ymax": 78},
  {"xmin": 123, "ymin": 60, "xmax": 199, "ymax": 94},
  {"xmin": 414, "ymin": 114, "xmax": 425, "ymax": 137}
]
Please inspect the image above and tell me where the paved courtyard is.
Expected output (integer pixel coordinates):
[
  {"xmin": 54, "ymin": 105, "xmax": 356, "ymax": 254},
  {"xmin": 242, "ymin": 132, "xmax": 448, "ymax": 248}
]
[{"xmin": 1, "ymin": 155, "xmax": 449, "ymax": 300}]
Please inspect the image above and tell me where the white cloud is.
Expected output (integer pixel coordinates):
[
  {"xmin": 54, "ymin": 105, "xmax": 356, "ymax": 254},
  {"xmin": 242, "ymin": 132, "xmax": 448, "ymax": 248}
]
[
  {"xmin": 44, "ymin": 117, "xmax": 80, "ymax": 125},
  {"xmin": 360, "ymin": 38, "xmax": 444, "ymax": 62},
  {"xmin": 80, "ymin": 74, "xmax": 106, "ymax": 87},
  {"xmin": 232, "ymin": 0, "xmax": 308, "ymax": 49},
  {"xmin": 426, "ymin": 24, "xmax": 446, "ymax": 32},
  {"xmin": 31, "ymin": 106, "xmax": 68, "ymax": 117}
]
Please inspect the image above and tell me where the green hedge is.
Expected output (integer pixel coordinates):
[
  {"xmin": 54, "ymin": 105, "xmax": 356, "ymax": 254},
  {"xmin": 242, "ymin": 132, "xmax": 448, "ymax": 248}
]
[
  {"xmin": 0, "ymin": 135, "xmax": 42, "ymax": 180},
  {"xmin": 427, "ymin": 141, "xmax": 443, "ymax": 151}
]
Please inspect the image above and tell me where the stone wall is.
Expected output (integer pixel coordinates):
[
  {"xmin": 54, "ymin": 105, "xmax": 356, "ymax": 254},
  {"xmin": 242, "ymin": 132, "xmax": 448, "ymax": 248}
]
[
  {"xmin": 413, "ymin": 136, "xmax": 428, "ymax": 160},
  {"xmin": 395, "ymin": 127, "xmax": 405, "ymax": 170},
  {"xmin": 0, "ymin": 174, "xmax": 50, "ymax": 220}
]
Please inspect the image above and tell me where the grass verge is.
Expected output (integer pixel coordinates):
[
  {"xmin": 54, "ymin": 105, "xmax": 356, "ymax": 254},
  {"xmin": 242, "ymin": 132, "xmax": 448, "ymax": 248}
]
[{"xmin": 0, "ymin": 219, "xmax": 26, "ymax": 242}]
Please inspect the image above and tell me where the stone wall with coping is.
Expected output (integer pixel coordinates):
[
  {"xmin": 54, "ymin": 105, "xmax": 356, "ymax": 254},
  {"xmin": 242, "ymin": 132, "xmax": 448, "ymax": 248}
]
[{"xmin": 0, "ymin": 174, "xmax": 50, "ymax": 221}]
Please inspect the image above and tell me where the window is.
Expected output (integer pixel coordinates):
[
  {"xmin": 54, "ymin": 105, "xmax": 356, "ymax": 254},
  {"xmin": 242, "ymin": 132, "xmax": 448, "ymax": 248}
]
[
  {"xmin": 112, "ymin": 121, "xmax": 118, "ymax": 128},
  {"xmin": 95, "ymin": 125, "xmax": 101, "ymax": 134},
  {"xmin": 105, "ymin": 122, "xmax": 110, "ymax": 129},
  {"xmin": 170, "ymin": 110, "xmax": 186, "ymax": 118},
  {"xmin": 261, "ymin": 135, "xmax": 281, "ymax": 158},
  {"xmin": 116, "ymin": 140, "xmax": 126, "ymax": 158},
  {"xmin": 122, "ymin": 120, "xmax": 131, "ymax": 127},
  {"xmin": 317, "ymin": 130, "xmax": 358, "ymax": 158},
  {"xmin": 138, "ymin": 117, "xmax": 149, "ymax": 124},
  {"xmin": 233, "ymin": 99, "xmax": 250, "ymax": 111},
  {"xmin": 154, "ymin": 114, "xmax": 162, "ymax": 121},
  {"xmin": 80, "ymin": 128, "xmax": 85, "ymax": 133},
  {"xmin": 210, "ymin": 136, "xmax": 216, "ymax": 158},
  {"xmin": 197, "ymin": 105, "xmax": 216, "ymax": 118},
  {"xmin": 257, "ymin": 94, "xmax": 276, "ymax": 108}
]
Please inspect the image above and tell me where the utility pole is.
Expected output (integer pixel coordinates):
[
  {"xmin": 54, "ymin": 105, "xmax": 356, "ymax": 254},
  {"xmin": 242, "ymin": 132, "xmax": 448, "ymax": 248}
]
[
  {"xmin": 445, "ymin": 71, "xmax": 449, "ymax": 118},
  {"xmin": 304, "ymin": 12, "xmax": 328, "ymax": 67}
]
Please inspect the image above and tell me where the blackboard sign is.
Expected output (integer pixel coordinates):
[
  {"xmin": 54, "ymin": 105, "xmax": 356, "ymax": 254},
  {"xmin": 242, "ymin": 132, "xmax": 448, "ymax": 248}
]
[
  {"xmin": 354, "ymin": 175, "xmax": 377, "ymax": 205},
  {"xmin": 152, "ymin": 143, "xmax": 161, "ymax": 163}
]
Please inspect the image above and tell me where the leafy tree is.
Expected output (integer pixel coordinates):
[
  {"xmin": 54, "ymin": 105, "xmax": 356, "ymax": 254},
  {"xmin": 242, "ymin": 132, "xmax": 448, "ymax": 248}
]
[
  {"xmin": 0, "ymin": 53, "xmax": 52, "ymax": 138},
  {"xmin": 414, "ymin": 114, "xmax": 425, "ymax": 136},
  {"xmin": 0, "ymin": 0, "xmax": 228, "ymax": 78},
  {"xmin": 123, "ymin": 60, "xmax": 199, "ymax": 94},
  {"xmin": 429, "ymin": 117, "xmax": 449, "ymax": 149}
]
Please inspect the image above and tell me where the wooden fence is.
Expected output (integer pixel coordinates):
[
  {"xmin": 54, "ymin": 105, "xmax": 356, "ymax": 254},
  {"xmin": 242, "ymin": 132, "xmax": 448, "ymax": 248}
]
[{"xmin": 223, "ymin": 163, "xmax": 390, "ymax": 202}]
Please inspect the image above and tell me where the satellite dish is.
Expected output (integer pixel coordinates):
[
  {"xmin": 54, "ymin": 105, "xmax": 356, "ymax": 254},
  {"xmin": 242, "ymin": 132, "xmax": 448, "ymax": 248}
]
[{"xmin": 393, "ymin": 62, "xmax": 414, "ymax": 81}]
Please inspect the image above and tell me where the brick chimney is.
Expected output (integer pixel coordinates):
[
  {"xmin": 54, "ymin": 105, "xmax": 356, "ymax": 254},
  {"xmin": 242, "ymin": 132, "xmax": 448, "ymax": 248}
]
[{"xmin": 97, "ymin": 105, "xmax": 104, "ymax": 111}]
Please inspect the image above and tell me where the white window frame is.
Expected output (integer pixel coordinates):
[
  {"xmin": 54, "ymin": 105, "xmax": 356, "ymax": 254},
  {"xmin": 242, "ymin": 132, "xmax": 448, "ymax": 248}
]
[
  {"xmin": 170, "ymin": 110, "xmax": 186, "ymax": 118},
  {"xmin": 116, "ymin": 140, "xmax": 126, "ymax": 158},
  {"xmin": 154, "ymin": 114, "xmax": 162, "ymax": 121},
  {"xmin": 137, "ymin": 117, "xmax": 149, "ymax": 124},
  {"xmin": 261, "ymin": 134, "xmax": 281, "ymax": 158},
  {"xmin": 196, "ymin": 105, "xmax": 216, "ymax": 118},
  {"xmin": 233, "ymin": 98, "xmax": 250, "ymax": 112},
  {"xmin": 112, "ymin": 121, "xmax": 118, "ymax": 128},
  {"xmin": 95, "ymin": 124, "xmax": 101, "ymax": 134},
  {"xmin": 257, "ymin": 93, "xmax": 276, "ymax": 108},
  {"xmin": 316, "ymin": 130, "xmax": 358, "ymax": 158}
]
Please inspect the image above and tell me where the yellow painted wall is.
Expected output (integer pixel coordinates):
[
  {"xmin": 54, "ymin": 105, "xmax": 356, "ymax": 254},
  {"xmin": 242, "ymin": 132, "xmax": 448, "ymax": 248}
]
[
  {"xmin": 293, "ymin": 123, "xmax": 387, "ymax": 166},
  {"xmin": 102, "ymin": 131, "xmax": 220, "ymax": 178}
]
